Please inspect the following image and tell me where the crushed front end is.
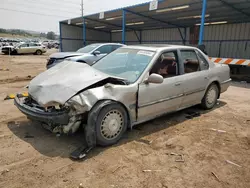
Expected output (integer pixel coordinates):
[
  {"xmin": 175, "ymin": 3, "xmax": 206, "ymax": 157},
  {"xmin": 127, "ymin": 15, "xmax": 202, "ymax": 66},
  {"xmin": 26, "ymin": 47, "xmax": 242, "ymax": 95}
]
[{"xmin": 14, "ymin": 95, "xmax": 84, "ymax": 134}]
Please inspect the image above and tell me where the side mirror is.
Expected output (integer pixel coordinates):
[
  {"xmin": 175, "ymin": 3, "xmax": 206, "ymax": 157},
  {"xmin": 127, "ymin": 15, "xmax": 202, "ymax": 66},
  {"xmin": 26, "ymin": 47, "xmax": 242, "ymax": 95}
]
[
  {"xmin": 93, "ymin": 51, "xmax": 101, "ymax": 56},
  {"xmin": 145, "ymin": 73, "xmax": 164, "ymax": 84}
]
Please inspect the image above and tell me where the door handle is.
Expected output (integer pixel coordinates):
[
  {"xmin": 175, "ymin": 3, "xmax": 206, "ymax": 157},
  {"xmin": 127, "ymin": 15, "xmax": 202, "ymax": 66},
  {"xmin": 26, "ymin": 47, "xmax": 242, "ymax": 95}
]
[
  {"xmin": 175, "ymin": 82, "xmax": 181, "ymax": 86},
  {"xmin": 205, "ymin": 77, "xmax": 209, "ymax": 80}
]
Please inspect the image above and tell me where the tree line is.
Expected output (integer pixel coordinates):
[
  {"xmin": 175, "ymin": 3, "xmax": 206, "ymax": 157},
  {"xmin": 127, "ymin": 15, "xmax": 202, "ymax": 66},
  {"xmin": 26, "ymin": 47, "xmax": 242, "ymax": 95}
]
[{"xmin": 0, "ymin": 28, "xmax": 57, "ymax": 40}]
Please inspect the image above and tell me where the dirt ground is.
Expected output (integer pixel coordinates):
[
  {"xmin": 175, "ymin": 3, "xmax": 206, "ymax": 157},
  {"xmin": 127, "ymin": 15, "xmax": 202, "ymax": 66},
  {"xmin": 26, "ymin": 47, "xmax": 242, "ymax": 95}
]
[{"xmin": 0, "ymin": 51, "xmax": 249, "ymax": 188}]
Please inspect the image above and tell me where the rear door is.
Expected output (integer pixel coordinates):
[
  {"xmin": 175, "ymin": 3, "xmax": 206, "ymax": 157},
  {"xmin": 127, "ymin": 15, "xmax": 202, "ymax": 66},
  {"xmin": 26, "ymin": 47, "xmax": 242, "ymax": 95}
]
[
  {"xmin": 27, "ymin": 43, "xmax": 37, "ymax": 53},
  {"xmin": 138, "ymin": 50, "xmax": 184, "ymax": 122},
  {"xmin": 178, "ymin": 49, "xmax": 210, "ymax": 108}
]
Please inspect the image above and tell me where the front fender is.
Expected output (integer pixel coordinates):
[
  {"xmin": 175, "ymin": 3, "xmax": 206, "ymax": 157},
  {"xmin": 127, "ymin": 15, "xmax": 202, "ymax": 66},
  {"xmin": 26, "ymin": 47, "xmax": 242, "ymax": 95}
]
[
  {"xmin": 73, "ymin": 55, "xmax": 93, "ymax": 64},
  {"xmin": 66, "ymin": 84, "xmax": 137, "ymax": 126}
]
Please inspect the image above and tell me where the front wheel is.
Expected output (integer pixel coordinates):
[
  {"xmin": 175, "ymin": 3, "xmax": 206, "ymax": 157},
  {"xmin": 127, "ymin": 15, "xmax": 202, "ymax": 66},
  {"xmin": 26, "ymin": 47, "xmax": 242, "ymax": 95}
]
[
  {"xmin": 201, "ymin": 83, "xmax": 219, "ymax": 109},
  {"xmin": 90, "ymin": 102, "xmax": 128, "ymax": 146},
  {"xmin": 11, "ymin": 50, "xmax": 17, "ymax": 55},
  {"xmin": 35, "ymin": 50, "xmax": 42, "ymax": 55}
]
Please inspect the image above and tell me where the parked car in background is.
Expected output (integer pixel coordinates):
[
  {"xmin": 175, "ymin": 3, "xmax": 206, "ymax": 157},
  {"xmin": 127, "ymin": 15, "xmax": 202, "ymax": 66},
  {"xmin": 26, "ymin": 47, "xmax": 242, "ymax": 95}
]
[
  {"xmin": 46, "ymin": 43, "xmax": 124, "ymax": 69},
  {"xmin": 42, "ymin": 40, "xmax": 59, "ymax": 49},
  {"xmin": 15, "ymin": 45, "xmax": 231, "ymax": 151},
  {"xmin": 1, "ymin": 43, "xmax": 46, "ymax": 55}
]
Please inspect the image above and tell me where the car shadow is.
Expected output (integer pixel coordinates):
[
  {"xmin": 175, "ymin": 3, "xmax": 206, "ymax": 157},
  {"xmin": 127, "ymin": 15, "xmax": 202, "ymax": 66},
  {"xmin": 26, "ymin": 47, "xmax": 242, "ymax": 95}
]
[
  {"xmin": 230, "ymin": 81, "xmax": 250, "ymax": 89},
  {"xmin": 2, "ymin": 53, "xmax": 46, "ymax": 56},
  {"xmin": 8, "ymin": 101, "xmax": 227, "ymax": 160}
]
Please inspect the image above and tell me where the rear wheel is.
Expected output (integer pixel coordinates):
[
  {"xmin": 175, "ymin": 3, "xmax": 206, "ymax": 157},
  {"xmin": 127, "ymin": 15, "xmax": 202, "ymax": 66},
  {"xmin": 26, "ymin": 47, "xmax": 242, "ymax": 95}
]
[
  {"xmin": 201, "ymin": 83, "xmax": 219, "ymax": 109},
  {"xmin": 35, "ymin": 50, "xmax": 42, "ymax": 55}
]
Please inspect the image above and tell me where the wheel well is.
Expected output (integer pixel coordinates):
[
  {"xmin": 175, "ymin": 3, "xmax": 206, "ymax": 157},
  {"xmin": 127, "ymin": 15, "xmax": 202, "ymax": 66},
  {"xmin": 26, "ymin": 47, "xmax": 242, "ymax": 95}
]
[
  {"xmin": 12, "ymin": 49, "xmax": 17, "ymax": 54},
  {"xmin": 211, "ymin": 81, "xmax": 221, "ymax": 99},
  {"xmin": 36, "ymin": 49, "xmax": 42, "ymax": 54},
  {"xmin": 116, "ymin": 101, "xmax": 131, "ymax": 128},
  {"xmin": 76, "ymin": 60, "xmax": 86, "ymax": 63}
]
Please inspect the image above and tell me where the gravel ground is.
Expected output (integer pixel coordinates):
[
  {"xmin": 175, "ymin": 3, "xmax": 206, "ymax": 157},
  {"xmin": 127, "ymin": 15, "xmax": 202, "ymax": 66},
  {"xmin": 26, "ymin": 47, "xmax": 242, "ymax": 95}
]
[{"xmin": 0, "ymin": 52, "xmax": 249, "ymax": 188}]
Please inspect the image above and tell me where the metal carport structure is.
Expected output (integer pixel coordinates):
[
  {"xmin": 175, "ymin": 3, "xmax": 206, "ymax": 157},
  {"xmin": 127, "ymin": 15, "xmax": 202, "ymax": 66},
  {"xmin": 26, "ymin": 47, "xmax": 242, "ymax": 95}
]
[{"xmin": 60, "ymin": 0, "xmax": 250, "ymax": 59}]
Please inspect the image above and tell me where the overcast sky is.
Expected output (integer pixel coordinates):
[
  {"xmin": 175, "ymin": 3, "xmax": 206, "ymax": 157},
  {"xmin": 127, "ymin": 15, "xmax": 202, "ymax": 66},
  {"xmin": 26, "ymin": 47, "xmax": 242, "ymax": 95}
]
[{"xmin": 1, "ymin": 0, "xmax": 150, "ymax": 33}]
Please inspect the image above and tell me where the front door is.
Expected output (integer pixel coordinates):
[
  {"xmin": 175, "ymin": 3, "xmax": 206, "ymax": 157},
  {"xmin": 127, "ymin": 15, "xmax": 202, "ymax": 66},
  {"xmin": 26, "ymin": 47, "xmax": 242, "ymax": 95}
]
[
  {"xmin": 18, "ymin": 44, "xmax": 29, "ymax": 54},
  {"xmin": 137, "ymin": 50, "xmax": 184, "ymax": 122}
]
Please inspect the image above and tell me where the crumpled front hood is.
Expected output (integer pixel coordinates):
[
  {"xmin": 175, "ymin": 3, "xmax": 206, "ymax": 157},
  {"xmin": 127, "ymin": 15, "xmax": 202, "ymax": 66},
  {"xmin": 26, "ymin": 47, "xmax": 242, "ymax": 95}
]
[
  {"xmin": 2, "ymin": 46, "xmax": 14, "ymax": 49},
  {"xmin": 28, "ymin": 61, "xmax": 117, "ymax": 106},
  {"xmin": 49, "ymin": 52, "xmax": 86, "ymax": 59}
]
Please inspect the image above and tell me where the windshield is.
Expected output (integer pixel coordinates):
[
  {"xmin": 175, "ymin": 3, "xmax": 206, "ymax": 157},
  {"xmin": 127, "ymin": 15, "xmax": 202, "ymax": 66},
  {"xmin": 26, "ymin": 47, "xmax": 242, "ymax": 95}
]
[
  {"xmin": 77, "ymin": 44, "xmax": 99, "ymax": 53},
  {"xmin": 14, "ymin": 43, "xmax": 21, "ymax": 47},
  {"xmin": 92, "ymin": 48, "xmax": 155, "ymax": 83}
]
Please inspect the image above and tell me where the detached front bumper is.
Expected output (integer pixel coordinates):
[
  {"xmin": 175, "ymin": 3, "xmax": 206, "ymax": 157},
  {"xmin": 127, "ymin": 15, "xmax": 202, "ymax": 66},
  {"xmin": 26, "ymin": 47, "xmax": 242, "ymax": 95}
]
[{"xmin": 14, "ymin": 96, "xmax": 70, "ymax": 125}]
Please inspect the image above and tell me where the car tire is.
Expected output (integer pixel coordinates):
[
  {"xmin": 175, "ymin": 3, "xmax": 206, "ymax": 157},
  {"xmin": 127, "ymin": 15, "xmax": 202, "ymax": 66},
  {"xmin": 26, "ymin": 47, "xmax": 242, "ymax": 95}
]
[
  {"xmin": 11, "ymin": 50, "xmax": 17, "ymax": 55},
  {"xmin": 201, "ymin": 83, "xmax": 219, "ymax": 110},
  {"xmin": 35, "ymin": 50, "xmax": 42, "ymax": 55},
  {"xmin": 89, "ymin": 101, "xmax": 128, "ymax": 146}
]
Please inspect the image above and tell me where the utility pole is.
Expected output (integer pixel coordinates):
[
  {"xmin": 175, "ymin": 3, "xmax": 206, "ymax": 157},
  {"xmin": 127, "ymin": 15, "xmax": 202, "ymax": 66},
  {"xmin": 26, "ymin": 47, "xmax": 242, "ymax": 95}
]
[{"xmin": 81, "ymin": 0, "xmax": 84, "ymax": 17}]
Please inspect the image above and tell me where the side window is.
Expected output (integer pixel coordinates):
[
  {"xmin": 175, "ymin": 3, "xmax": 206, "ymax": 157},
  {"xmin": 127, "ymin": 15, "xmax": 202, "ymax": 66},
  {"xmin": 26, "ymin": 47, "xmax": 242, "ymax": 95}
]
[
  {"xmin": 20, "ymin": 44, "xmax": 28, "ymax": 48},
  {"xmin": 111, "ymin": 45, "xmax": 122, "ymax": 52},
  {"xmin": 181, "ymin": 50, "xmax": 200, "ymax": 74},
  {"xmin": 96, "ymin": 45, "xmax": 113, "ymax": 54},
  {"xmin": 196, "ymin": 51, "xmax": 209, "ymax": 70},
  {"xmin": 150, "ymin": 51, "xmax": 178, "ymax": 78}
]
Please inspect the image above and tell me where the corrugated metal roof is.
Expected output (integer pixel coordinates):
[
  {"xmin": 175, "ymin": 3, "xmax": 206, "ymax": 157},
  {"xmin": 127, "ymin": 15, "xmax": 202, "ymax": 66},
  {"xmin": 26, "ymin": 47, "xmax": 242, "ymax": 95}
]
[
  {"xmin": 60, "ymin": 0, "xmax": 158, "ymax": 23},
  {"xmin": 61, "ymin": 0, "xmax": 250, "ymax": 32}
]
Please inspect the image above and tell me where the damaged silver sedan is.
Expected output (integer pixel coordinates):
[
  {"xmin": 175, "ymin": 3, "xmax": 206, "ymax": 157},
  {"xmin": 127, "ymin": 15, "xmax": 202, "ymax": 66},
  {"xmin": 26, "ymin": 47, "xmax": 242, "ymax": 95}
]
[{"xmin": 14, "ymin": 45, "xmax": 231, "ymax": 157}]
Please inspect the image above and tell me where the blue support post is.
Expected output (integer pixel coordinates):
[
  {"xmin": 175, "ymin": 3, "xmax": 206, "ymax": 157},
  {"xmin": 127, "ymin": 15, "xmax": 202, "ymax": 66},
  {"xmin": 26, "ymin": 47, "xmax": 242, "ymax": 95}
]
[
  {"xmin": 199, "ymin": 0, "xmax": 207, "ymax": 45},
  {"xmin": 59, "ymin": 22, "xmax": 62, "ymax": 52},
  {"xmin": 184, "ymin": 27, "xmax": 187, "ymax": 45},
  {"xmin": 83, "ymin": 18, "xmax": 86, "ymax": 46},
  {"xmin": 122, "ymin": 9, "xmax": 126, "ymax": 44},
  {"xmin": 139, "ymin": 30, "xmax": 142, "ymax": 44}
]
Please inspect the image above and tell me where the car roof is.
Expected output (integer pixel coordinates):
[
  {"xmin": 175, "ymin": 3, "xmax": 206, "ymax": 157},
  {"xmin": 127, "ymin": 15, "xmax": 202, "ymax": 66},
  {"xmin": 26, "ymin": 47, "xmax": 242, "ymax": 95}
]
[
  {"xmin": 89, "ymin": 43, "xmax": 125, "ymax": 46},
  {"xmin": 122, "ymin": 44, "xmax": 197, "ymax": 51}
]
